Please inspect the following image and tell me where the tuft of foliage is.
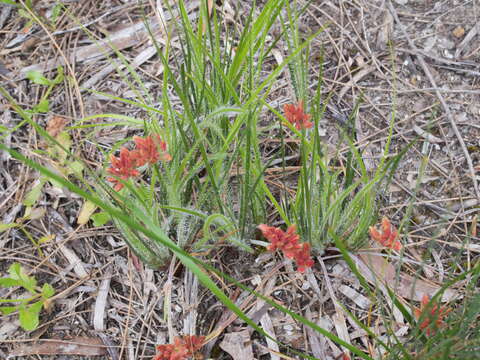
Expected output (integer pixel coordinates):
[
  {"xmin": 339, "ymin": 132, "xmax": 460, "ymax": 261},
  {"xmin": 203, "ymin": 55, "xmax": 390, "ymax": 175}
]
[{"xmin": 0, "ymin": 263, "xmax": 55, "ymax": 331}]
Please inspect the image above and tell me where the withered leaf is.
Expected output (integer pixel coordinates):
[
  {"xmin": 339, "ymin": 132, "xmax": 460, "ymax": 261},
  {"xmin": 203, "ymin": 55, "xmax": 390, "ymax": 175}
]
[{"xmin": 46, "ymin": 116, "xmax": 68, "ymax": 138}]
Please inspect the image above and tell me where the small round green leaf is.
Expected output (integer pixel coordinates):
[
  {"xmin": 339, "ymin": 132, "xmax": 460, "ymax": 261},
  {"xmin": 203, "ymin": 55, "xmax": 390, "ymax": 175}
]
[
  {"xmin": 42, "ymin": 283, "xmax": 55, "ymax": 298},
  {"xmin": 19, "ymin": 304, "xmax": 41, "ymax": 331}
]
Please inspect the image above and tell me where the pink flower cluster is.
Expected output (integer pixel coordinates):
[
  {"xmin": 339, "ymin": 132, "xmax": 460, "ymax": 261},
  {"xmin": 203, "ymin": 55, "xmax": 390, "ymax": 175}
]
[
  {"xmin": 107, "ymin": 134, "xmax": 171, "ymax": 191},
  {"xmin": 258, "ymin": 224, "xmax": 314, "ymax": 272},
  {"xmin": 153, "ymin": 335, "xmax": 205, "ymax": 360}
]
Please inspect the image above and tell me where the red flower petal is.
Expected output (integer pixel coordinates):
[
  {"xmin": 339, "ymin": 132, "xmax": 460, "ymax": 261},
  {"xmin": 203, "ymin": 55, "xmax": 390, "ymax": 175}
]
[
  {"xmin": 132, "ymin": 134, "xmax": 171, "ymax": 166},
  {"xmin": 414, "ymin": 294, "xmax": 451, "ymax": 336},
  {"xmin": 369, "ymin": 217, "xmax": 402, "ymax": 250},
  {"xmin": 258, "ymin": 224, "xmax": 314, "ymax": 272},
  {"xmin": 107, "ymin": 147, "xmax": 140, "ymax": 191},
  {"xmin": 283, "ymin": 100, "xmax": 313, "ymax": 130},
  {"xmin": 152, "ymin": 335, "xmax": 205, "ymax": 360}
]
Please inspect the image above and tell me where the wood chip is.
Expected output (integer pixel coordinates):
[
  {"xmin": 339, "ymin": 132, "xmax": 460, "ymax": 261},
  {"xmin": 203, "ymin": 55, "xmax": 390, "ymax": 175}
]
[
  {"xmin": 0, "ymin": 319, "xmax": 19, "ymax": 341},
  {"xmin": 10, "ymin": 337, "xmax": 107, "ymax": 357},
  {"xmin": 248, "ymin": 276, "xmax": 279, "ymax": 359},
  {"xmin": 320, "ymin": 316, "xmax": 343, "ymax": 358},
  {"xmin": 305, "ymin": 307, "xmax": 326, "ymax": 360},
  {"xmin": 319, "ymin": 259, "xmax": 351, "ymax": 357},
  {"xmin": 183, "ymin": 269, "xmax": 199, "ymax": 336},
  {"xmin": 356, "ymin": 252, "xmax": 458, "ymax": 302},
  {"xmin": 81, "ymin": 45, "xmax": 159, "ymax": 90},
  {"xmin": 338, "ymin": 65, "xmax": 376, "ymax": 103},
  {"xmin": 376, "ymin": 9, "xmax": 393, "ymax": 50},
  {"xmin": 58, "ymin": 243, "xmax": 88, "ymax": 279},
  {"xmin": 260, "ymin": 312, "xmax": 280, "ymax": 360},
  {"xmin": 49, "ymin": 209, "xmax": 89, "ymax": 279},
  {"xmin": 439, "ymin": 241, "xmax": 480, "ymax": 253},
  {"xmin": 9, "ymin": 18, "xmax": 161, "ymax": 80},
  {"xmin": 413, "ymin": 125, "xmax": 443, "ymax": 143},
  {"xmin": 93, "ymin": 268, "xmax": 112, "ymax": 331},
  {"xmin": 338, "ymin": 285, "xmax": 371, "ymax": 309},
  {"xmin": 219, "ymin": 330, "xmax": 254, "ymax": 360}
]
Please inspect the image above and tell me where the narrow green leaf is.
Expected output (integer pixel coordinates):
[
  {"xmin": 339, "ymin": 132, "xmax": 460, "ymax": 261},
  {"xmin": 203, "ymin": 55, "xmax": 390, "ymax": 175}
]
[
  {"xmin": 48, "ymin": 177, "xmax": 65, "ymax": 189},
  {"xmin": 0, "ymin": 0, "xmax": 18, "ymax": 6},
  {"xmin": 0, "ymin": 223, "xmax": 18, "ymax": 233}
]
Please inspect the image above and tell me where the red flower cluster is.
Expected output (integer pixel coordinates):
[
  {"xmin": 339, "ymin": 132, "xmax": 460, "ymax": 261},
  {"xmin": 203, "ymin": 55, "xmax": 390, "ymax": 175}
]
[
  {"xmin": 107, "ymin": 134, "xmax": 171, "ymax": 191},
  {"xmin": 283, "ymin": 100, "xmax": 313, "ymax": 130},
  {"xmin": 107, "ymin": 148, "xmax": 140, "ymax": 191},
  {"xmin": 132, "ymin": 135, "xmax": 172, "ymax": 166},
  {"xmin": 414, "ymin": 294, "xmax": 451, "ymax": 336},
  {"xmin": 258, "ymin": 224, "xmax": 314, "ymax": 272},
  {"xmin": 369, "ymin": 217, "xmax": 402, "ymax": 251},
  {"xmin": 153, "ymin": 335, "xmax": 205, "ymax": 360}
]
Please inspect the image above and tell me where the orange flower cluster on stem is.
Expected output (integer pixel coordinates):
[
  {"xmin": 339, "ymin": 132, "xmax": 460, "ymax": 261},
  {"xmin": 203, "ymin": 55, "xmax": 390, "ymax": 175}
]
[
  {"xmin": 414, "ymin": 294, "xmax": 451, "ymax": 336},
  {"xmin": 107, "ymin": 134, "xmax": 171, "ymax": 191},
  {"xmin": 153, "ymin": 335, "xmax": 205, "ymax": 360},
  {"xmin": 283, "ymin": 100, "xmax": 313, "ymax": 130},
  {"xmin": 258, "ymin": 224, "xmax": 314, "ymax": 272},
  {"xmin": 132, "ymin": 135, "xmax": 172, "ymax": 166},
  {"xmin": 369, "ymin": 217, "xmax": 402, "ymax": 251}
]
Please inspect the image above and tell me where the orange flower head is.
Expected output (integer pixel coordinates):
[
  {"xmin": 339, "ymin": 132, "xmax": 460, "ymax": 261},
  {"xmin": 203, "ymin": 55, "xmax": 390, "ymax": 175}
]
[
  {"xmin": 258, "ymin": 224, "xmax": 314, "ymax": 272},
  {"xmin": 132, "ymin": 134, "xmax": 172, "ymax": 167},
  {"xmin": 283, "ymin": 100, "xmax": 313, "ymax": 130},
  {"xmin": 414, "ymin": 294, "xmax": 451, "ymax": 336},
  {"xmin": 181, "ymin": 335, "xmax": 205, "ymax": 355},
  {"xmin": 258, "ymin": 224, "xmax": 300, "ymax": 253},
  {"xmin": 294, "ymin": 243, "xmax": 315, "ymax": 273},
  {"xmin": 153, "ymin": 335, "xmax": 205, "ymax": 360},
  {"xmin": 369, "ymin": 217, "xmax": 402, "ymax": 251},
  {"xmin": 107, "ymin": 147, "xmax": 140, "ymax": 191}
]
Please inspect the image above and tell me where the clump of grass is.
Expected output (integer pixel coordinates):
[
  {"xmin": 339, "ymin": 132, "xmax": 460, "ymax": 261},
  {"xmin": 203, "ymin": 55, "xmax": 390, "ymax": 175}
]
[
  {"xmin": 270, "ymin": 1, "xmax": 403, "ymax": 255},
  {"xmin": 2, "ymin": 1, "xmax": 479, "ymax": 359}
]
